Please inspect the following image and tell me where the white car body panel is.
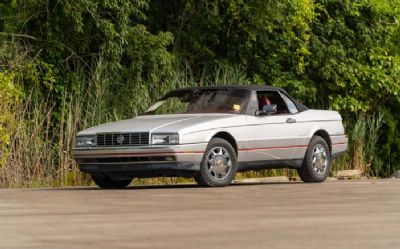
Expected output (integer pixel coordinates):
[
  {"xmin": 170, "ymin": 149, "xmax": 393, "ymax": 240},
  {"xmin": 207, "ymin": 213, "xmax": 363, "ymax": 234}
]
[{"xmin": 73, "ymin": 86, "xmax": 348, "ymax": 177}]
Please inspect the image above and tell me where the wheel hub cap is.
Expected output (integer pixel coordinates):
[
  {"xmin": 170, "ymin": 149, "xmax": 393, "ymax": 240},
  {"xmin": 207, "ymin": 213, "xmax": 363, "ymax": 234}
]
[
  {"xmin": 312, "ymin": 144, "xmax": 328, "ymax": 175},
  {"xmin": 207, "ymin": 147, "xmax": 232, "ymax": 181}
]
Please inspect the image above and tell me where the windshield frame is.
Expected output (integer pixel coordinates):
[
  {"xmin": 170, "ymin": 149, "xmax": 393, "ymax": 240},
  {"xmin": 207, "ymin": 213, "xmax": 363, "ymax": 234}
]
[{"xmin": 144, "ymin": 88, "xmax": 252, "ymax": 116}]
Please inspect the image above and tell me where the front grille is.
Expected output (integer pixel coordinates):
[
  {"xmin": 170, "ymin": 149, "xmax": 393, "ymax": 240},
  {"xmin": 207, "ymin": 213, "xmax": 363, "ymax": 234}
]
[{"xmin": 96, "ymin": 133, "xmax": 149, "ymax": 146}]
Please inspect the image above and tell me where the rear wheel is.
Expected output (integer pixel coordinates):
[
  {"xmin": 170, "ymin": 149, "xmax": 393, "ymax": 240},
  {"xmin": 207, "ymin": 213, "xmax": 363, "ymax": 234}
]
[
  {"xmin": 91, "ymin": 174, "xmax": 133, "ymax": 189},
  {"xmin": 298, "ymin": 136, "xmax": 331, "ymax": 183},
  {"xmin": 195, "ymin": 138, "xmax": 237, "ymax": 187}
]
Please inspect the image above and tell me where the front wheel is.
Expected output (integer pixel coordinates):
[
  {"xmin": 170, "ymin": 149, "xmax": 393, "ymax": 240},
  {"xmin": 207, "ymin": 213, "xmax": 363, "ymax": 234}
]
[
  {"xmin": 91, "ymin": 174, "xmax": 133, "ymax": 189},
  {"xmin": 195, "ymin": 138, "xmax": 237, "ymax": 187},
  {"xmin": 298, "ymin": 136, "xmax": 331, "ymax": 183}
]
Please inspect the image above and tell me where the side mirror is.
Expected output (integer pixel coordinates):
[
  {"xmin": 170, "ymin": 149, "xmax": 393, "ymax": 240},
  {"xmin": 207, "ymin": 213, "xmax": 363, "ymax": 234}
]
[{"xmin": 255, "ymin": 104, "xmax": 277, "ymax": 116}]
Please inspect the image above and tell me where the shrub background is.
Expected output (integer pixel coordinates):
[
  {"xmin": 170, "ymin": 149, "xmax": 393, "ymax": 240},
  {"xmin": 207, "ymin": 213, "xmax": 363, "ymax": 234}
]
[{"xmin": 0, "ymin": 0, "xmax": 400, "ymax": 187}]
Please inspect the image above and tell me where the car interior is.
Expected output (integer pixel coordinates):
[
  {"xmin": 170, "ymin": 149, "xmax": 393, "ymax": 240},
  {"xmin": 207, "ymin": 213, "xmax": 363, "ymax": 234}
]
[{"xmin": 256, "ymin": 91, "xmax": 289, "ymax": 114}]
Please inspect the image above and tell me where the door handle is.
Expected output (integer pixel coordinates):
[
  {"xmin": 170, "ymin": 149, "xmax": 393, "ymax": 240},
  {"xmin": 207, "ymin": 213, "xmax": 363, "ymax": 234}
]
[{"xmin": 286, "ymin": 118, "xmax": 296, "ymax": 123}]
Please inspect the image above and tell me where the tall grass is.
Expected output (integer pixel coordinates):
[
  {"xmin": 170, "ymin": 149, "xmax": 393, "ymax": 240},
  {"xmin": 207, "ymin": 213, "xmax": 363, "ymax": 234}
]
[
  {"xmin": 332, "ymin": 112, "xmax": 384, "ymax": 176},
  {"xmin": 0, "ymin": 58, "xmax": 256, "ymax": 187}
]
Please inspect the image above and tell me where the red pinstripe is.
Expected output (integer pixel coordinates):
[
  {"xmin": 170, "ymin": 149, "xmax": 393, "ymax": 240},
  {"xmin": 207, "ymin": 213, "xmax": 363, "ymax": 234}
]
[
  {"xmin": 239, "ymin": 145, "xmax": 308, "ymax": 152},
  {"xmin": 332, "ymin": 142, "xmax": 347, "ymax": 146},
  {"xmin": 75, "ymin": 142, "xmax": 348, "ymax": 157}
]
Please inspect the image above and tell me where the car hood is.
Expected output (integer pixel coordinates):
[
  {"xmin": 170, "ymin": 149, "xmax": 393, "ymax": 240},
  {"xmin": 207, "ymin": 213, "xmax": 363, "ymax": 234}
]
[{"xmin": 77, "ymin": 114, "xmax": 241, "ymax": 135}]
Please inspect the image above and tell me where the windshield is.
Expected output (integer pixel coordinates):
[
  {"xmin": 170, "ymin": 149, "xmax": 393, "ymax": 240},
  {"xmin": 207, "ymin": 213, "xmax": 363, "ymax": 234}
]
[{"xmin": 145, "ymin": 88, "xmax": 250, "ymax": 115}]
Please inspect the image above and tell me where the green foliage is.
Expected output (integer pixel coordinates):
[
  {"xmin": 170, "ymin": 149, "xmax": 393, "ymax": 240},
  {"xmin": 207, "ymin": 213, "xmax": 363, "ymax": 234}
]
[
  {"xmin": 1, "ymin": 0, "xmax": 173, "ymax": 107},
  {"xmin": 377, "ymin": 108, "xmax": 400, "ymax": 176},
  {"xmin": 347, "ymin": 113, "xmax": 384, "ymax": 176},
  {"xmin": 151, "ymin": 0, "xmax": 400, "ymax": 112},
  {"xmin": 2, "ymin": 0, "xmax": 400, "ymax": 186},
  {"xmin": 149, "ymin": 0, "xmax": 314, "ymax": 85},
  {"xmin": 0, "ymin": 72, "xmax": 22, "ymax": 167},
  {"xmin": 309, "ymin": 0, "xmax": 400, "ymax": 111}
]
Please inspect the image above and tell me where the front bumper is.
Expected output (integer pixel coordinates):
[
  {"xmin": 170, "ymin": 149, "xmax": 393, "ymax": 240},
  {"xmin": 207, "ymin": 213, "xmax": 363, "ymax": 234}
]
[
  {"xmin": 78, "ymin": 162, "xmax": 200, "ymax": 178},
  {"xmin": 72, "ymin": 143, "xmax": 207, "ymax": 177}
]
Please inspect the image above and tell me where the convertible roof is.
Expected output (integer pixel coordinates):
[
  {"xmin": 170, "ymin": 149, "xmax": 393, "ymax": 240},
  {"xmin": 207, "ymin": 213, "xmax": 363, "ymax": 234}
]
[
  {"xmin": 172, "ymin": 85, "xmax": 309, "ymax": 112},
  {"xmin": 177, "ymin": 85, "xmax": 288, "ymax": 94}
]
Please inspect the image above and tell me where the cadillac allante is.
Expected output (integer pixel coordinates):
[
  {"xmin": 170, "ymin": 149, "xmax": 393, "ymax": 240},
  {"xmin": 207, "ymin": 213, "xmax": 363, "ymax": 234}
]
[{"xmin": 73, "ymin": 85, "xmax": 348, "ymax": 188}]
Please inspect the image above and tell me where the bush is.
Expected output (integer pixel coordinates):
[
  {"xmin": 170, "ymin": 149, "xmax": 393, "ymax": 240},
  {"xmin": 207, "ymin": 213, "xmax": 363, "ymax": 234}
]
[{"xmin": 0, "ymin": 73, "xmax": 22, "ymax": 167}]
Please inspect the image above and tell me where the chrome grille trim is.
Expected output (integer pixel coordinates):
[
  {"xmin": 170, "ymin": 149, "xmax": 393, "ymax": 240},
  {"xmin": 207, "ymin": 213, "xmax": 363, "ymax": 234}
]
[{"xmin": 96, "ymin": 133, "xmax": 149, "ymax": 146}]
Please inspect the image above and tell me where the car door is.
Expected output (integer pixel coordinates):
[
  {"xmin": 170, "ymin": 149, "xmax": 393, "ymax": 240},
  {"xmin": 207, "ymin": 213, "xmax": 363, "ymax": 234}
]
[{"xmin": 243, "ymin": 90, "xmax": 306, "ymax": 162}]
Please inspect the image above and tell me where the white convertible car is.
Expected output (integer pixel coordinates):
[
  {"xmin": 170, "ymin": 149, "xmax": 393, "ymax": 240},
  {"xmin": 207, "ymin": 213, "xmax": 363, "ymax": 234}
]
[{"xmin": 73, "ymin": 85, "xmax": 348, "ymax": 188}]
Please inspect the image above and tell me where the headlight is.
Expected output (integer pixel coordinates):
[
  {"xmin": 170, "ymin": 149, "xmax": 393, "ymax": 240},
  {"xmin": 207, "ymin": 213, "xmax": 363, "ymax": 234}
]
[
  {"xmin": 75, "ymin": 135, "xmax": 96, "ymax": 147},
  {"xmin": 151, "ymin": 133, "xmax": 179, "ymax": 145}
]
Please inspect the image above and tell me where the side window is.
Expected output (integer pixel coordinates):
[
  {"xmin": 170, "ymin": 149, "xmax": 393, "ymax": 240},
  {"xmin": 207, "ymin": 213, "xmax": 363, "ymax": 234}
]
[
  {"xmin": 256, "ymin": 91, "xmax": 289, "ymax": 114},
  {"xmin": 280, "ymin": 93, "xmax": 299, "ymax": 114}
]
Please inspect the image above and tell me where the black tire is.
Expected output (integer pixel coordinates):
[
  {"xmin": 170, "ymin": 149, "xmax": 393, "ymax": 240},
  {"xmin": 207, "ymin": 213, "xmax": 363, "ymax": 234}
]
[
  {"xmin": 298, "ymin": 136, "xmax": 331, "ymax": 183},
  {"xmin": 91, "ymin": 174, "xmax": 132, "ymax": 189},
  {"xmin": 195, "ymin": 138, "xmax": 237, "ymax": 187}
]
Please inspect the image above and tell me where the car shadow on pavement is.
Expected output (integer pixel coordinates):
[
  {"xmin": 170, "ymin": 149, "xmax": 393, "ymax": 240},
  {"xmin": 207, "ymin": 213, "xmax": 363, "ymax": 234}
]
[{"xmin": 43, "ymin": 181, "xmax": 303, "ymax": 191}]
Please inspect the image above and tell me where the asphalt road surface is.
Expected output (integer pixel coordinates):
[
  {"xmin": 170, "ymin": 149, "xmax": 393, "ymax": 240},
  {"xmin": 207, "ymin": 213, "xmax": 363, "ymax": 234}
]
[{"xmin": 1, "ymin": 180, "xmax": 400, "ymax": 249}]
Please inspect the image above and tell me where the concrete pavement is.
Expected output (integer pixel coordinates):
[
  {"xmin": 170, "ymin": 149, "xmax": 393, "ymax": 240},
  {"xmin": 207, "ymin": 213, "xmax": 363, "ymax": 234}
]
[{"xmin": 1, "ymin": 180, "xmax": 400, "ymax": 249}]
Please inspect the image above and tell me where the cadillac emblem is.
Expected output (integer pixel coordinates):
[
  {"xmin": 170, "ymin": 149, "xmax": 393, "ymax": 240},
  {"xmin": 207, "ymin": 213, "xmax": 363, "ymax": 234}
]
[{"xmin": 116, "ymin": 134, "xmax": 125, "ymax": 144}]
